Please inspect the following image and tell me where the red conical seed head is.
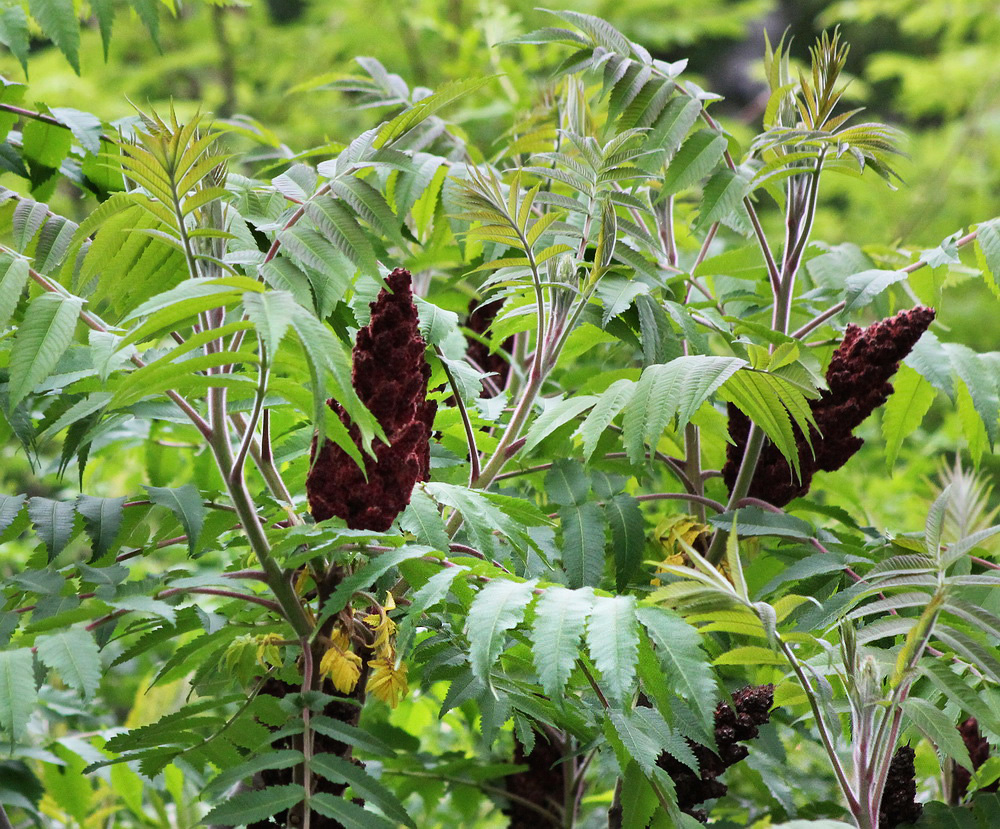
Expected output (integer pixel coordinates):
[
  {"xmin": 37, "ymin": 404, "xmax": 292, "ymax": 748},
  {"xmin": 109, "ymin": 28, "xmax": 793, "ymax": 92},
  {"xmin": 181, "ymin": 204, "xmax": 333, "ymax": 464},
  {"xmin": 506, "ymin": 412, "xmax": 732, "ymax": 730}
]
[
  {"xmin": 723, "ymin": 307, "xmax": 935, "ymax": 507},
  {"xmin": 879, "ymin": 745, "xmax": 922, "ymax": 829},
  {"xmin": 306, "ymin": 268, "xmax": 436, "ymax": 531},
  {"xmin": 466, "ymin": 297, "xmax": 513, "ymax": 397}
]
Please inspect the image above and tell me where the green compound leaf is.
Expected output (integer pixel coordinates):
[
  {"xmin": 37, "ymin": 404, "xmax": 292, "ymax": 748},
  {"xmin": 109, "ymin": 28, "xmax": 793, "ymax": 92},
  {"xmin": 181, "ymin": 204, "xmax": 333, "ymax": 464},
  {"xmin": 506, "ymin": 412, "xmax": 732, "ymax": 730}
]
[
  {"xmin": 637, "ymin": 606, "xmax": 718, "ymax": 729},
  {"xmin": 35, "ymin": 627, "xmax": 101, "ymax": 699},
  {"xmin": 75, "ymin": 495, "xmax": 126, "ymax": 559},
  {"xmin": 521, "ymin": 394, "xmax": 598, "ymax": 455},
  {"xmin": 530, "ymin": 586, "xmax": 594, "ymax": 698},
  {"xmin": 545, "ymin": 459, "xmax": 591, "ymax": 507},
  {"xmin": 623, "ymin": 356, "xmax": 744, "ymax": 464},
  {"xmin": 143, "ymin": 485, "xmax": 204, "ymax": 556},
  {"xmin": 605, "ymin": 493, "xmax": 645, "ymax": 590},
  {"xmin": 559, "ymin": 502, "xmax": 606, "ymax": 588},
  {"xmin": 882, "ymin": 364, "xmax": 936, "ymax": 472},
  {"xmin": 27, "ymin": 496, "xmax": 78, "ymax": 560},
  {"xmin": 310, "ymin": 792, "xmax": 394, "ymax": 829},
  {"xmin": 586, "ymin": 594, "xmax": 638, "ymax": 702},
  {"xmin": 578, "ymin": 378, "xmax": 636, "ymax": 462},
  {"xmin": 311, "ymin": 753, "xmax": 416, "ymax": 828},
  {"xmin": 399, "ymin": 486, "xmax": 450, "ymax": 551},
  {"xmin": 243, "ymin": 289, "xmax": 297, "ymax": 359},
  {"xmin": 0, "ymin": 255, "xmax": 29, "ymax": 330},
  {"xmin": 661, "ymin": 129, "xmax": 727, "ymax": 195},
  {"xmin": 27, "ymin": 0, "xmax": 80, "ymax": 73},
  {"xmin": 465, "ymin": 578, "xmax": 537, "ymax": 693},
  {"xmin": 8, "ymin": 292, "xmax": 83, "ymax": 410},
  {"xmin": 0, "ymin": 648, "xmax": 36, "ymax": 746},
  {"xmin": 202, "ymin": 750, "xmax": 304, "ymax": 801},
  {"xmin": 0, "ymin": 6, "xmax": 30, "ymax": 72},
  {"xmin": 202, "ymin": 784, "xmax": 304, "ymax": 826}
]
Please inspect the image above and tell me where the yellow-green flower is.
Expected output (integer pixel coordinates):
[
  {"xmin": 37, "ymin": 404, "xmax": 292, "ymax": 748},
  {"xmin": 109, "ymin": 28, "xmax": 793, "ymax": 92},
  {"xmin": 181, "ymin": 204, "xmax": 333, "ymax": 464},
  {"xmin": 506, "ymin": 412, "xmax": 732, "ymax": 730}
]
[
  {"xmin": 366, "ymin": 657, "xmax": 408, "ymax": 708},
  {"xmin": 362, "ymin": 593, "xmax": 398, "ymax": 656},
  {"xmin": 320, "ymin": 630, "xmax": 362, "ymax": 694}
]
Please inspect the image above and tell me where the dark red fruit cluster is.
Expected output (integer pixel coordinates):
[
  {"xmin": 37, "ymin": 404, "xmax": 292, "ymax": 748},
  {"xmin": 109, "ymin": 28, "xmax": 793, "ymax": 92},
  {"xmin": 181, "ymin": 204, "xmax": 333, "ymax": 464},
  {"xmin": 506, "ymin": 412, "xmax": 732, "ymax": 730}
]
[
  {"xmin": 657, "ymin": 684, "xmax": 774, "ymax": 822},
  {"xmin": 465, "ymin": 297, "xmax": 513, "ymax": 396},
  {"xmin": 504, "ymin": 737, "xmax": 564, "ymax": 828},
  {"xmin": 953, "ymin": 717, "xmax": 998, "ymax": 801},
  {"xmin": 306, "ymin": 268, "xmax": 436, "ymax": 531},
  {"xmin": 879, "ymin": 745, "xmax": 922, "ymax": 828},
  {"xmin": 723, "ymin": 307, "xmax": 936, "ymax": 507}
]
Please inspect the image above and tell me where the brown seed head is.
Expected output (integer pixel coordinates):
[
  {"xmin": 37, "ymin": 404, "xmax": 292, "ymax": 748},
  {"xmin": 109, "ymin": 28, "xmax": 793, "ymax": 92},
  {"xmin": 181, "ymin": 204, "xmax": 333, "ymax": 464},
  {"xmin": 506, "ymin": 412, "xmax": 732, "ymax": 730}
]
[
  {"xmin": 306, "ymin": 268, "xmax": 436, "ymax": 531},
  {"xmin": 723, "ymin": 307, "xmax": 935, "ymax": 507}
]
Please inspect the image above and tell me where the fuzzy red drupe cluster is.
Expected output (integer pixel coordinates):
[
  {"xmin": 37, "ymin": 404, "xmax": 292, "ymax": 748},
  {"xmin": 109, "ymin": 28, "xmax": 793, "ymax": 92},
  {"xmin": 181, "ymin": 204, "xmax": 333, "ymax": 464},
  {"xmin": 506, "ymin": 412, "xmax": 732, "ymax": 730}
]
[
  {"xmin": 657, "ymin": 683, "xmax": 774, "ymax": 822},
  {"xmin": 879, "ymin": 745, "xmax": 922, "ymax": 828},
  {"xmin": 306, "ymin": 268, "xmax": 436, "ymax": 531},
  {"xmin": 465, "ymin": 297, "xmax": 513, "ymax": 397},
  {"xmin": 724, "ymin": 307, "xmax": 936, "ymax": 507},
  {"xmin": 953, "ymin": 716, "xmax": 998, "ymax": 801}
]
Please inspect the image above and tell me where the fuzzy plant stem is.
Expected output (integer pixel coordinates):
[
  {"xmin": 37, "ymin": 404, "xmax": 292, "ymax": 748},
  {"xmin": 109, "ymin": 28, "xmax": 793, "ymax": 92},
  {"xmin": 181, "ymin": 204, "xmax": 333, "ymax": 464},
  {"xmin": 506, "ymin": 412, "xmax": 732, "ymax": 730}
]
[
  {"xmin": 777, "ymin": 635, "xmax": 860, "ymax": 815},
  {"xmin": 435, "ymin": 345, "xmax": 481, "ymax": 484},
  {"xmin": 207, "ymin": 380, "xmax": 313, "ymax": 638},
  {"xmin": 445, "ymin": 217, "xmax": 553, "ymax": 535},
  {"xmin": 859, "ymin": 594, "xmax": 943, "ymax": 828},
  {"xmin": 706, "ymin": 154, "xmax": 826, "ymax": 564},
  {"xmin": 792, "ymin": 228, "xmax": 981, "ymax": 340}
]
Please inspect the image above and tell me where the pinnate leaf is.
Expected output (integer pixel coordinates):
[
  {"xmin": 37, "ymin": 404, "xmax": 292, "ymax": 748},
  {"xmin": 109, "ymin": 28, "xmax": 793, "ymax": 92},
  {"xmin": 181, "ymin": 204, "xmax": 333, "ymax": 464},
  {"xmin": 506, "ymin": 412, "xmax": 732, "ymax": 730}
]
[
  {"xmin": 0, "ymin": 648, "xmax": 36, "ymax": 745},
  {"xmin": 560, "ymin": 502, "xmax": 606, "ymax": 588},
  {"xmin": 36, "ymin": 627, "xmax": 101, "ymax": 698},
  {"xmin": 0, "ymin": 255, "xmax": 29, "ymax": 330},
  {"xmin": 637, "ymin": 606, "xmax": 717, "ymax": 727},
  {"xmin": 586, "ymin": 595, "xmax": 638, "ymax": 702},
  {"xmin": 661, "ymin": 129, "xmax": 727, "ymax": 195},
  {"xmin": 8, "ymin": 293, "xmax": 83, "ymax": 410},
  {"xmin": 202, "ymin": 784, "xmax": 304, "ymax": 825},
  {"xmin": 311, "ymin": 753, "xmax": 415, "ymax": 828},
  {"xmin": 75, "ymin": 495, "xmax": 126, "ymax": 559},
  {"xmin": 143, "ymin": 485, "xmax": 204, "ymax": 556},
  {"xmin": 28, "ymin": 496, "xmax": 78, "ymax": 559},
  {"xmin": 530, "ymin": 586, "xmax": 594, "ymax": 697},
  {"xmin": 623, "ymin": 356, "xmax": 744, "ymax": 463},
  {"xmin": 606, "ymin": 493, "xmax": 645, "ymax": 590},
  {"xmin": 310, "ymin": 792, "xmax": 395, "ymax": 829},
  {"xmin": 243, "ymin": 289, "xmax": 297, "ymax": 359},
  {"xmin": 465, "ymin": 578, "xmax": 537, "ymax": 692},
  {"xmin": 578, "ymin": 378, "xmax": 636, "ymax": 462},
  {"xmin": 28, "ymin": 0, "xmax": 80, "ymax": 73},
  {"xmin": 521, "ymin": 395, "xmax": 598, "ymax": 455},
  {"xmin": 882, "ymin": 364, "xmax": 936, "ymax": 472}
]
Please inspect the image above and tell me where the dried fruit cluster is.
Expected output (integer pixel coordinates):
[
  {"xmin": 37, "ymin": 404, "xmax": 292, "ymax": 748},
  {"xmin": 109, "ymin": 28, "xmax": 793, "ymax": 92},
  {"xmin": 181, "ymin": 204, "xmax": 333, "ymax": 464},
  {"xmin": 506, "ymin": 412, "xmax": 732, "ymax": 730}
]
[
  {"xmin": 306, "ymin": 268, "xmax": 436, "ymax": 531},
  {"xmin": 657, "ymin": 683, "xmax": 774, "ymax": 822},
  {"xmin": 504, "ymin": 737, "xmax": 564, "ymax": 828},
  {"xmin": 723, "ymin": 307, "xmax": 936, "ymax": 507},
  {"xmin": 879, "ymin": 745, "xmax": 922, "ymax": 829},
  {"xmin": 953, "ymin": 716, "xmax": 998, "ymax": 801},
  {"xmin": 465, "ymin": 297, "xmax": 513, "ymax": 396}
]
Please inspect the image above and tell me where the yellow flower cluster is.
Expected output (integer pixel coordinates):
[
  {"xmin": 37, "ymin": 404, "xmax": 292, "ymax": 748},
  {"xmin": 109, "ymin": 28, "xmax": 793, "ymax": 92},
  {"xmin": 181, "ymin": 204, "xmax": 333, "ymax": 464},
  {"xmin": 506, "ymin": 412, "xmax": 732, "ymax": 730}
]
[
  {"xmin": 650, "ymin": 514, "xmax": 714, "ymax": 586},
  {"xmin": 319, "ymin": 629, "xmax": 363, "ymax": 694},
  {"xmin": 318, "ymin": 593, "xmax": 409, "ymax": 707}
]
